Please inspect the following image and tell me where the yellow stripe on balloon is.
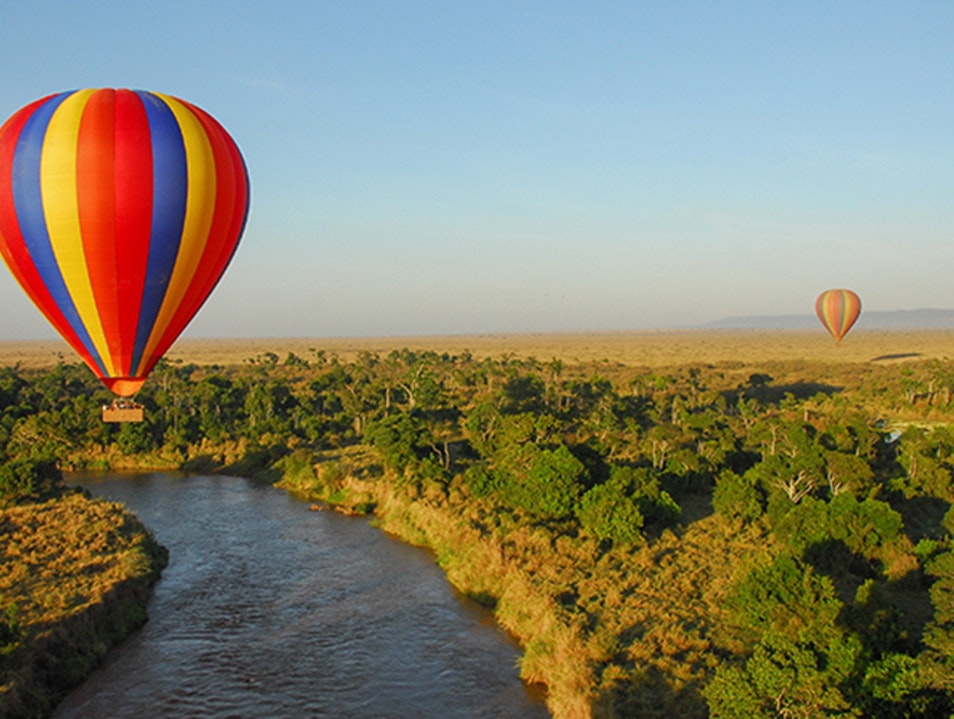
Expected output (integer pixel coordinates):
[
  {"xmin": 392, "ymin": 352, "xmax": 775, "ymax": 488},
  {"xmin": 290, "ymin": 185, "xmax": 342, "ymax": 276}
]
[
  {"xmin": 139, "ymin": 93, "xmax": 217, "ymax": 365},
  {"xmin": 40, "ymin": 89, "xmax": 116, "ymax": 375}
]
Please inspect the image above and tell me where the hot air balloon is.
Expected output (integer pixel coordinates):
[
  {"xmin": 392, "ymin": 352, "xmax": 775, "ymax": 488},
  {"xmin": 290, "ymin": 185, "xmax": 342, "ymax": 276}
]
[
  {"xmin": 0, "ymin": 89, "xmax": 249, "ymax": 416},
  {"xmin": 815, "ymin": 289, "xmax": 861, "ymax": 343}
]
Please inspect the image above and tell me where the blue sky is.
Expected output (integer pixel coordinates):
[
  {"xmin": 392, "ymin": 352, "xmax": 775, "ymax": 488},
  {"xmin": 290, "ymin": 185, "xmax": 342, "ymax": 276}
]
[{"xmin": 1, "ymin": 1, "xmax": 953, "ymax": 338}]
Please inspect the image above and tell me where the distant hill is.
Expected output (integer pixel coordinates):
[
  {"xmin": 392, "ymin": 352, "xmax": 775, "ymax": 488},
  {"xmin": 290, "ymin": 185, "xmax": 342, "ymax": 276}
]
[{"xmin": 701, "ymin": 309, "xmax": 954, "ymax": 330}]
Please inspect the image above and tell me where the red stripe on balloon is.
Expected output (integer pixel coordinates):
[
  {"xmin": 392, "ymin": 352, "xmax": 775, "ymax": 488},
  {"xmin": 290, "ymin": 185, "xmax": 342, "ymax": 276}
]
[
  {"xmin": 112, "ymin": 90, "xmax": 155, "ymax": 375},
  {"xmin": 77, "ymin": 89, "xmax": 123, "ymax": 369}
]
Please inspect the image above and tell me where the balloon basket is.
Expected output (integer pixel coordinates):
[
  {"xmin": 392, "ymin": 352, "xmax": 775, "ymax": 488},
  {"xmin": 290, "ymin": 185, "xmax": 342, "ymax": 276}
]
[{"xmin": 102, "ymin": 400, "xmax": 144, "ymax": 423}]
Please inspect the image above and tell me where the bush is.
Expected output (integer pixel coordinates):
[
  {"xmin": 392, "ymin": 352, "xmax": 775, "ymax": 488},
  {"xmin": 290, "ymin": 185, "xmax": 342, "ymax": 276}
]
[
  {"xmin": 462, "ymin": 464, "xmax": 500, "ymax": 498},
  {"xmin": 511, "ymin": 444, "xmax": 586, "ymax": 519},
  {"xmin": 713, "ymin": 469, "xmax": 763, "ymax": 523},
  {"xmin": 0, "ymin": 457, "xmax": 63, "ymax": 506},
  {"xmin": 282, "ymin": 448, "xmax": 318, "ymax": 486},
  {"xmin": 364, "ymin": 414, "xmax": 424, "ymax": 471},
  {"xmin": 577, "ymin": 481, "xmax": 645, "ymax": 545},
  {"xmin": 614, "ymin": 466, "xmax": 681, "ymax": 527},
  {"xmin": 0, "ymin": 604, "xmax": 20, "ymax": 657},
  {"xmin": 828, "ymin": 494, "xmax": 903, "ymax": 557}
]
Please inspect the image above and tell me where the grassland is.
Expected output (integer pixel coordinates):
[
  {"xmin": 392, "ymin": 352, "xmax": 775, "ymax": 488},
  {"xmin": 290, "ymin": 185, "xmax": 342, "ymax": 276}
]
[
  {"xmin": 4, "ymin": 328, "xmax": 954, "ymax": 370},
  {"xmin": 0, "ymin": 491, "xmax": 167, "ymax": 719},
  {"xmin": 6, "ymin": 328, "xmax": 954, "ymax": 718}
]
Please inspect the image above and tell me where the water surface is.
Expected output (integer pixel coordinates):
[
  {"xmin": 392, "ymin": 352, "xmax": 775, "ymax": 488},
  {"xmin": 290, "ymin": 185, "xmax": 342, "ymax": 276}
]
[{"xmin": 53, "ymin": 473, "xmax": 549, "ymax": 718}]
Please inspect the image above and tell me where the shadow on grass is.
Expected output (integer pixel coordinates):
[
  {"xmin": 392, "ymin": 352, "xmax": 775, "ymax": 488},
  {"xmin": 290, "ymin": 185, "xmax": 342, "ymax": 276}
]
[
  {"xmin": 804, "ymin": 536, "xmax": 935, "ymax": 658},
  {"xmin": 891, "ymin": 494, "xmax": 952, "ymax": 542},
  {"xmin": 592, "ymin": 664, "xmax": 708, "ymax": 719},
  {"xmin": 871, "ymin": 353, "xmax": 921, "ymax": 362},
  {"xmin": 219, "ymin": 444, "xmax": 288, "ymax": 483},
  {"xmin": 180, "ymin": 454, "xmax": 219, "ymax": 473},
  {"xmin": 724, "ymin": 379, "xmax": 843, "ymax": 407}
]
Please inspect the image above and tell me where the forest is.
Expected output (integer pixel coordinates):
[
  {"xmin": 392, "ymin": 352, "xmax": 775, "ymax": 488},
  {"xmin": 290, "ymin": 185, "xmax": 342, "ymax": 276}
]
[{"xmin": 4, "ymin": 345, "xmax": 954, "ymax": 718}]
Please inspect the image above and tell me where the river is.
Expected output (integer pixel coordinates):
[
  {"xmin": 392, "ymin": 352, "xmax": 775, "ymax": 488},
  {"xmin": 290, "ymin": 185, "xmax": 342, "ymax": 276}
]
[{"xmin": 52, "ymin": 473, "xmax": 550, "ymax": 718}]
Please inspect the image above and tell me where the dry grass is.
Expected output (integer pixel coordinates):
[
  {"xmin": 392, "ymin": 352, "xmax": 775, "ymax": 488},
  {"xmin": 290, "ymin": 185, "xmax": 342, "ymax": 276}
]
[
  {"xmin": 3, "ymin": 329, "xmax": 954, "ymax": 370},
  {"xmin": 1, "ymin": 492, "xmax": 166, "ymax": 719}
]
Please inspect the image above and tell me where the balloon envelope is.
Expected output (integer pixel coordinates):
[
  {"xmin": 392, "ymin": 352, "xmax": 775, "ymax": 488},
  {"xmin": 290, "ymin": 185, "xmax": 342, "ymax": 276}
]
[
  {"xmin": 0, "ymin": 89, "xmax": 249, "ymax": 396},
  {"xmin": 815, "ymin": 289, "xmax": 861, "ymax": 342}
]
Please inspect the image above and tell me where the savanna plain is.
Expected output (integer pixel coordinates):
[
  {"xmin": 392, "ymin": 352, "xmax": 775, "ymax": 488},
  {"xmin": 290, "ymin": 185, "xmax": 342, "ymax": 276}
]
[
  {"xmin": 3, "ymin": 328, "xmax": 951, "ymax": 368},
  {"xmin": 5, "ymin": 329, "xmax": 954, "ymax": 719}
]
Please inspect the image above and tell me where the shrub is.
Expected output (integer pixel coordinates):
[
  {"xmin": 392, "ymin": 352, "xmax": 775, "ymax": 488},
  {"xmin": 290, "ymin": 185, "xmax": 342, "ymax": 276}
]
[
  {"xmin": 514, "ymin": 444, "xmax": 587, "ymax": 519},
  {"xmin": 713, "ymin": 469, "xmax": 763, "ymax": 523},
  {"xmin": 282, "ymin": 448, "xmax": 318, "ymax": 487},
  {"xmin": 828, "ymin": 494, "xmax": 903, "ymax": 557},
  {"xmin": 613, "ymin": 465, "xmax": 681, "ymax": 527},
  {"xmin": 364, "ymin": 414, "xmax": 424, "ymax": 471},
  {"xmin": 0, "ymin": 604, "xmax": 20, "ymax": 657},
  {"xmin": 462, "ymin": 464, "xmax": 500, "ymax": 498},
  {"xmin": 0, "ymin": 457, "xmax": 63, "ymax": 506},
  {"xmin": 576, "ymin": 481, "xmax": 645, "ymax": 545}
]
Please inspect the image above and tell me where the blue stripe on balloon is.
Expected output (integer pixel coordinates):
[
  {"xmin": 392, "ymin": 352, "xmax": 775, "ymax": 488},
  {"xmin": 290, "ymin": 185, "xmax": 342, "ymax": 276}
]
[
  {"xmin": 12, "ymin": 91, "xmax": 107, "ymax": 376},
  {"xmin": 131, "ymin": 92, "xmax": 188, "ymax": 375}
]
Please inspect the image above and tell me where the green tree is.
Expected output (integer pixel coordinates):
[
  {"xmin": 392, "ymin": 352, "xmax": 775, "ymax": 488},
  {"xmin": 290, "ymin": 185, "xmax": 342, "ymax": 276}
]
[
  {"xmin": 365, "ymin": 414, "xmax": 424, "ymax": 472},
  {"xmin": 192, "ymin": 374, "xmax": 242, "ymax": 442},
  {"xmin": 115, "ymin": 418, "xmax": 156, "ymax": 455},
  {"xmin": 0, "ymin": 457, "xmax": 63, "ymax": 506},
  {"xmin": 509, "ymin": 444, "xmax": 586, "ymax": 519},
  {"xmin": 713, "ymin": 469, "xmax": 764, "ymax": 523},
  {"xmin": 576, "ymin": 478, "xmax": 645, "ymax": 545},
  {"xmin": 922, "ymin": 549, "xmax": 954, "ymax": 682},
  {"xmin": 893, "ymin": 427, "xmax": 954, "ymax": 501},
  {"xmin": 706, "ymin": 630, "xmax": 862, "ymax": 719},
  {"xmin": 824, "ymin": 450, "xmax": 875, "ymax": 498},
  {"xmin": 827, "ymin": 494, "xmax": 903, "ymax": 559}
]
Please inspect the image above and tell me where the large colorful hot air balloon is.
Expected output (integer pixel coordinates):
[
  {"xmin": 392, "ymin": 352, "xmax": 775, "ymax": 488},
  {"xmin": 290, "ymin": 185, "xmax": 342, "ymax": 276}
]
[
  {"xmin": 815, "ymin": 289, "xmax": 861, "ymax": 343},
  {"xmin": 0, "ymin": 89, "xmax": 249, "ymax": 398}
]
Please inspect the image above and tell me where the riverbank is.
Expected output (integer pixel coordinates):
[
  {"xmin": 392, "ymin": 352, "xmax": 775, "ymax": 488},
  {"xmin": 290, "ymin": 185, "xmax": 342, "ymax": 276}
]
[
  {"xmin": 0, "ymin": 491, "xmax": 167, "ymax": 719},
  {"xmin": 278, "ymin": 446, "xmax": 597, "ymax": 717}
]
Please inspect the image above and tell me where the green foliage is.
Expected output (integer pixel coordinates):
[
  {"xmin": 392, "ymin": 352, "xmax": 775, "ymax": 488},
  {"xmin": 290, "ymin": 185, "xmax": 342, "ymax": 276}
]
[
  {"xmin": 705, "ymin": 630, "xmax": 862, "ymax": 719},
  {"xmin": 5, "ymin": 349, "xmax": 954, "ymax": 717},
  {"xmin": 0, "ymin": 604, "xmax": 20, "ymax": 656},
  {"xmin": 862, "ymin": 653, "xmax": 922, "ymax": 704},
  {"xmin": 508, "ymin": 444, "xmax": 586, "ymax": 519},
  {"xmin": 892, "ymin": 426, "xmax": 954, "ymax": 501},
  {"xmin": 727, "ymin": 553, "xmax": 844, "ymax": 644},
  {"xmin": 282, "ymin": 448, "xmax": 318, "ymax": 487},
  {"xmin": 770, "ymin": 494, "xmax": 903, "ymax": 562},
  {"xmin": 462, "ymin": 464, "xmax": 500, "ymax": 499},
  {"xmin": 501, "ymin": 373, "xmax": 547, "ymax": 413},
  {"xmin": 577, "ymin": 479, "xmax": 645, "ymax": 546},
  {"xmin": 923, "ymin": 549, "xmax": 954, "ymax": 662},
  {"xmin": 115, "ymin": 418, "xmax": 156, "ymax": 454},
  {"xmin": 622, "ymin": 466, "xmax": 681, "ymax": 526},
  {"xmin": 827, "ymin": 494, "xmax": 903, "ymax": 557},
  {"xmin": 824, "ymin": 450, "xmax": 875, "ymax": 497},
  {"xmin": 365, "ymin": 414, "xmax": 425, "ymax": 472},
  {"xmin": 769, "ymin": 496, "xmax": 831, "ymax": 554},
  {"xmin": 0, "ymin": 457, "xmax": 63, "ymax": 506},
  {"xmin": 703, "ymin": 663, "xmax": 771, "ymax": 719},
  {"xmin": 713, "ymin": 469, "xmax": 764, "ymax": 523}
]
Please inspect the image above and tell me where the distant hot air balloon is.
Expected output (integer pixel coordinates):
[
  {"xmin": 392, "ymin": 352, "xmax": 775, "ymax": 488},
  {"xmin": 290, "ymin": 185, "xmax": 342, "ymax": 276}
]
[
  {"xmin": 0, "ymin": 89, "xmax": 250, "ymax": 399},
  {"xmin": 815, "ymin": 289, "xmax": 861, "ymax": 343}
]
